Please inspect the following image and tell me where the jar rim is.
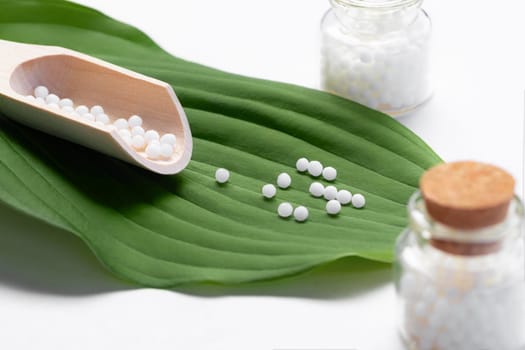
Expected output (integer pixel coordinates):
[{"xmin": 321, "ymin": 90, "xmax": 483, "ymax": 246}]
[
  {"xmin": 407, "ymin": 191, "xmax": 524, "ymax": 245},
  {"xmin": 330, "ymin": 0, "xmax": 422, "ymax": 9}
]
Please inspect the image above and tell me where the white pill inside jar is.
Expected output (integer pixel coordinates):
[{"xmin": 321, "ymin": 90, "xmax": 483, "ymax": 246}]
[
  {"xmin": 261, "ymin": 184, "xmax": 277, "ymax": 199},
  {"xmin": 277, "ymin": 172, "xmax": 292, "ymax": 189},
  {"xmin": 296, "ymin": 157, "xmax": 309, "ymax": 172}
]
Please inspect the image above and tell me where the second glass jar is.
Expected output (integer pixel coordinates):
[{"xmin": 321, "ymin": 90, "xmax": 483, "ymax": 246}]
[{"xmin": 321, "ymin": 0, "xmax": 433, "ymax": 116}]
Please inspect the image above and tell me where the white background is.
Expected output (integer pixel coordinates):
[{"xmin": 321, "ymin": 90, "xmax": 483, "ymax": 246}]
[{"xmin": 1, "ymin": 1, "xmax": 524, "ymax": 349}]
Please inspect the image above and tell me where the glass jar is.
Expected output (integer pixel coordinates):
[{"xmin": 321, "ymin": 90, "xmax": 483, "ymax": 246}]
[
  {"xmin": 395, "ymin": 191, "xmax": 525, "ymax": 350},
  {"xmin": 320, "ymin": 0, "xmax": 432, "ymax": 117}
]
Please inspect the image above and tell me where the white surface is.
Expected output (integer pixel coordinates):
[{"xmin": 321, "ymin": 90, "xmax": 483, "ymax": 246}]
[{"xmin": 1, "ymin": 1, "xmax": 524, "ymax": 349}]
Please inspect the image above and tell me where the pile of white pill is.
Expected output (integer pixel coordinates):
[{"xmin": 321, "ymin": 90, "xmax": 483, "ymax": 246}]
[
  {"xmin": 28, "ymin": 86, "xmax": 177, "ymax": 160},
  {"xmin": 399, "ymin": 246, "xmax": 525, "ymax": 350},
  {"xmin": 321, "ymin": 15, "xmax": 432, "ymax": 113},
  {"xmin": 214, "ymin": 156, "xmax": 367, "ymax": 223}
]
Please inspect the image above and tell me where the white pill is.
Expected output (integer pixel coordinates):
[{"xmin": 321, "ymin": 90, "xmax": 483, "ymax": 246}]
[
  {"xmin": 262, "ymin": 184, "xmax": 277, "ymax": 199},
  {"xmin": 59, "ymin": 98, "xmax": 73, "ymax": 108},
  {"xmin": 277, "ymin": 172, "xmax": 292, "ymax": 189},
  {"xmin": 293, "ymin": 206, "xmax": 309, "ymax": 222},
  {"xmin": 215, "ymin": 168, "xmax": 230, "ymax": 184},
  {"xmin": 296, "ymin": 157, "xmax": 309, "ymax": 172},
  {"xmin": 144, "ymin": 130, "xmax": 160, "ymax": 143},
  {"xmin": 309, "ymin": 182, "xmax": 325, "ymax": 197},
  {"xmin": 324, "ymin": 185, "xmax": 338, "ymax": 200},
  {"xmin": 90, "ymin": 105, "xmax": 104, "ymax": 116},
  {"xmin": 278, "ymin": 202, "xmax": 293, "ymax": 218},
  {"xmin": 45, "ymin": 94, "xmax": 60, "ymax": 104},
  {"xmin": 308, "ymin": 160, "xmax": 323, "ymax": 177},
  {"xmin": 131, "ymin": 135, "xmax": 146, "ymax": 150},
  {"xmin": 336, "ymin": 190, "xmax": 352, "ymax": 205},
  {"xmin": 62, "ymin": 106, "xmax": 74, "ymax": 114},
  {"xmin": 128, "ymin": 115, "xmax": 143, "ymax": 128},
  {"xmin": 131, "ymin": 126, "xmax": 145, "ymax": 137},
  {"xmin": 160, "ymin": 143, "xmax": 174, "ymax": 158},
  {"xmin": 322, "ymin": 166, "xmax": 337, "ymax": 181},
  {"xmin": 82, "ymin": 113, "xmax": 95, "ymax": 121},
  {"xmin": 76, "ymin": 105, "xmax": 89, "ymax": 116},
  {"xmin": 113, "ymin": 118, "xmax": 129, "ymax": 130},
  {"xmin": 96, "ymin": 113, "xmax": 110, "ymax": 125},
  {"xmin": 326, "ymin": 200, "xmax": 342, "ymax": 215},
  {"xmin": 34, "ymin": 86, "xmax": 49, "ymax": 99},
  {"xmin": 160, "ymin": 133, "xmax": 177, "ymax": 146},
  {"xmin": 352, "ymin": 193, "xmax": 366, "ymax": 208},
  {"xmin": 145, "ymin": 141, "xmax": 161, "ymax": 160},
  {"xmin": 47, "ymin": 103, "xmax": 59, "ymax": 110},
  {"xmin": 35, "ymin": 97, "xmax": 46, "ymax": 105},
  {"xmin": 118, "ymin": 129, "xmax": 132, "ymax": 139}
]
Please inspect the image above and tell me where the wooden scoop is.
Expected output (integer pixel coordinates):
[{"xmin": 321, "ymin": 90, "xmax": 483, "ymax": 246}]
[{"xmin": 0, "ymin": 39, "xmax": 192, "ymax": 175}]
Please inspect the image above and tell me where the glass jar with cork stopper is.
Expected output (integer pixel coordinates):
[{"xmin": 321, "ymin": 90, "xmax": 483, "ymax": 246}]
[{"xmin": 394, "ymin": 161, "xmax": 525, "ymax": 350}]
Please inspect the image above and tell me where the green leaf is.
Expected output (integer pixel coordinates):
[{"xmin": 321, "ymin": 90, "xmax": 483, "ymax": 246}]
[{"xmin": 0, "ymin": 0, "xmax": 441, "ymax": 287}]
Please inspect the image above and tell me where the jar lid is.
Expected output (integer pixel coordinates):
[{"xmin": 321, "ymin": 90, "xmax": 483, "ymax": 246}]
[{"xmin": 420, "ymin": 161, "xmax": 515, "ymax": 230}]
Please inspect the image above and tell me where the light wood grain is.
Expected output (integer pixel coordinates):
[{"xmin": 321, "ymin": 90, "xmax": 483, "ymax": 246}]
[{"xmin": 0, "ymin": 39, "xmax": 192, "ymax": 175}]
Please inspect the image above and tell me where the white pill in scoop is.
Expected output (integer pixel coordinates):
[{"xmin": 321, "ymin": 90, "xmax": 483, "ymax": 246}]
[
  {"xmin": 277, "ymin": 172, "xmax": 292, "ymax": 189},
  {"xmin": 146, "ymin": 141, "xmax": 161, "ymax": 159},
  {"xmin": 131, "ymin": 135, "xmax": 146, "ymax": 150},
  {"xmin": 128, "ymin": 115, "xmax": 143, "ymax": 128},
  {"xmin": 145, "ymin": 130, "xmax": 160, "ymax": 143},
  {"xmin": 326, "ymin": 200, "xmax": 342, "ymax": 215},
  {"xmin": 131, "ymin": 126, "xmax": 145, "ymax": 137},
  {"xmin": 322, "ymin": 166, "xmax": 337, "ymax": 181},
  {"xmin": 278, "ymin": 202, "xmax": 293, "ymax": 218},
  {"xmin": 262, "ymin": 184, "xmax": 277, "ymax": 199},
  {"xmin": 352, "ymin": 194, "xmax": 366, "ymax": 208},
  {"xmin": 90, "ymin": 105, "xmax": 104, "ymax": 115},
  {"xmin": 76, "ymin": 105, "xmax": 89, "ymax": 116},
  {"xmin": 34, "ymin": 86, "xmax": 49, "ymax": 99},
  {"xmin": 308, "ymin": 160, "xmax": 323, "ymax": 177},
  {"xmin": 59, "ymin": 98, "xmax": 73, "ymax": 108},
  {"xmin": 45, "ymin": 94, "xmax": 59, "ymax": 104},
  {"xmin": 113, "ymin": 118, "xmax": 128, "ymax": 129},
  {"xmin": 96, "ymin": 113, "xmax": 110, "ymax": 125},
  {"xmin": 309, "ymin": 182, "xmax": 325, "ymax": 197},
  {"xmin": 160, "ymin": 143, "xmax": 174, "ymax": 158},
  {"xmin": 83, "ymin": 113, "xmax": 95, "ymax": 122},
  {"xmin": 293, "ymin": 206, "xmax": 309, "ymax": 222},
  {"xmin": 324, "ymin": 185, "xmax": 338, "ymax": 200},
  {"xmin": 62, "ymin": 106, "xmax": 74, "ymax": 114},
  {"xmin": 336, "ymin": 190, "xmax": 352, "ymax": 205},
  {"xmin": 215, "ymin": 168, "xmax": 230, "ymax": 184},
  {"xmin": 160, "ymin": 133, "xmax": 177, "ymax": 146},
  {"xmin": 296, "ymin": 157, "xmax": 309, "ymax": 172}
]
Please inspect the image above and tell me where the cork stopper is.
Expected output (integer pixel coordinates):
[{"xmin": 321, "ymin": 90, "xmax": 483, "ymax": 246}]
[{"xmin": 420, "ymin": 161, "xmax": 515, "ymax": 255}]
